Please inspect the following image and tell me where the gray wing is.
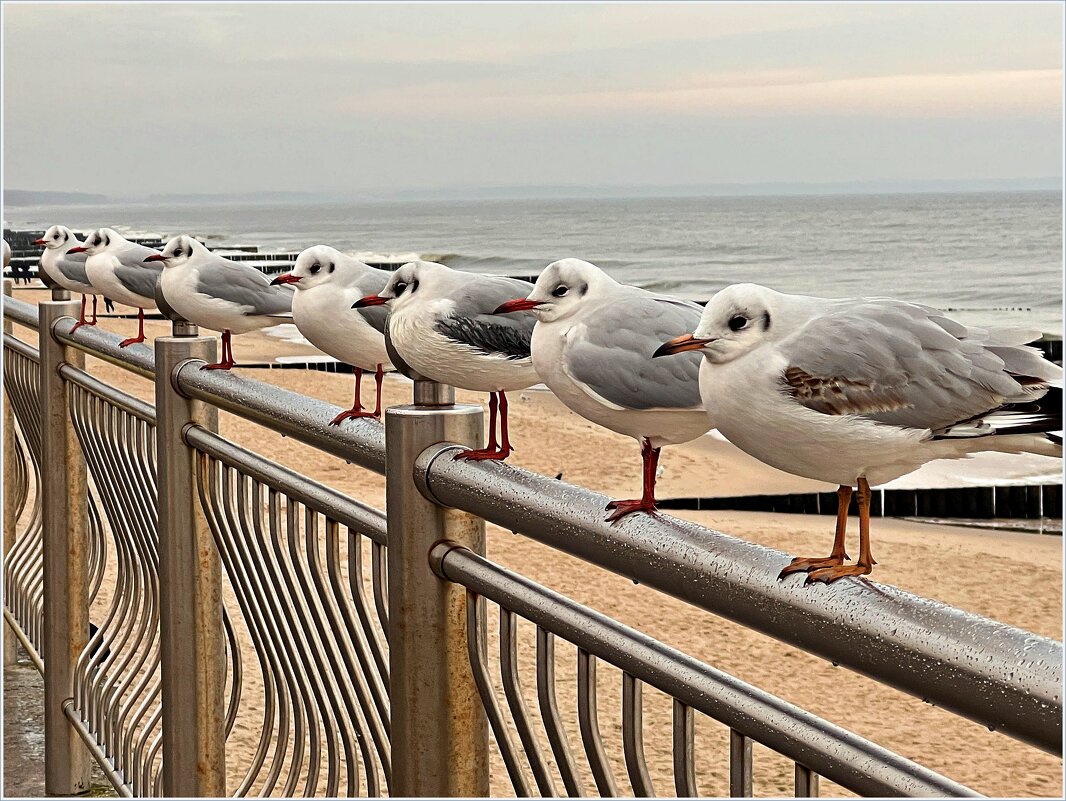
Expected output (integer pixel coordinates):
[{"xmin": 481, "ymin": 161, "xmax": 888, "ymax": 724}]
[
  {"xmin": 56, "ymin": 251, "xmax": 91, "ymax": 285},
  {"xmin": 435, "ymin": 275, "xmax": 536, "ymax": 360},
  {"xmin": 353, "ymin": 268, "xmax": 391, "ymax": 334},
  {"xmin": 114, "ymin": 261, "xmax": 163, "ymax": 299},
  {"xmin": 778, "ymin": 300, "xmax": 1058, "ymax": 433},
  {"xmin": 116, "ymin": 240, "xmax": 164, "ymax": 267},
  {"xmin": 565, "ymin": 291, "xmax": 704, "ymax": 410},
  {"xmin": 197, "ymin": 259, "xmax": 294, "ymax": 316}
]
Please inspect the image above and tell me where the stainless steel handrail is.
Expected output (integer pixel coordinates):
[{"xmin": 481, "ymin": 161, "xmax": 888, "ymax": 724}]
[
  {"xmin": 2, "ymin": 295, "xmax": 40, "ymax": 330},
  {"xmin": 414, "ymin": 442, "xmax": 1063, "ymax": 755}
]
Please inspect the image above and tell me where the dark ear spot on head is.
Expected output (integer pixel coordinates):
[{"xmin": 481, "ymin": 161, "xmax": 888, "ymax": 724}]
[
  {"xmin": 580, "ymin": 283, "xmax": 588, "ymax": 296},
  {"xmin": 328, "ymin": 263, "xmax": 335, "ymax": 273},
  {"xmin": 761, "ymin": 311, "xmax": 771, "ymax": 331},
  {"xmin": 103, "ymin": 235, "xmax": 110, "ymax": 247}
]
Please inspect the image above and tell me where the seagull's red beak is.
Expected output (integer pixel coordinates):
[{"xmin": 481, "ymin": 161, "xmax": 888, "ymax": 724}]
[
  {"xmin": 270, "ymin": 273, "xmax": 300, "ymax": 286},
  {"xmin": 143, "ymin": 253, "xmax": 167, "ymax": 263},
  {"xmin": 653, "ymin": 333, "xmax": 712, "ymax": 357},
  {"xmin": 493, "ymin": 298, "xmax": 542, "ymax": 314},
  {"xmin": 67, "ymin": 245, "xmax": 87, "ymax": 254},
  {"xmin": 352, "ymin": 294, "xmax": 388, "ymax": 308},
  {"xmin": 34, "ymin": 238, "xmax": 47, "ymax": 245}
]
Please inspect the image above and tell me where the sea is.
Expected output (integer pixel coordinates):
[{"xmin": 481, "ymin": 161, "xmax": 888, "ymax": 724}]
[{"xmin": 4, "ymin": 189, "xmax": 1063, "ymax": 334}]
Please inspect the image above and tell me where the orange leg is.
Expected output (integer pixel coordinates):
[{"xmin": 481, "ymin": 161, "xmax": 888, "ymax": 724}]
[
  {"xmin": 778, "ymin": 485, "xmax": 852, "ymax": 578},
  {"xmin": 330, "ymin": 367, "xmax": 380, "ymax": 425},
  {"xmin": 202, "ymin": 330, "xmax": 237, "ymax": 370},
  {"xmin": 118, "ymin": 307, "xmax": 147, "ymax": 348},
  {"xmin": 455, "ymin": 391, "xmax": 511, "ymax": 461},
  {"xmin": 70, "ymin": 295, "xmax": 89, "ymax": 334},
  {"xmin": 605, "ymin": 438, "xmax": 661, "ymax": 522},
  {"xmin": 808, "ymin": 477, "xmax": 877, "ymax": 584}
]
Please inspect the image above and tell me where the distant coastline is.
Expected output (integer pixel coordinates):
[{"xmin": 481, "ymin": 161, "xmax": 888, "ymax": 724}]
[{"xmin": 5, "ymin": 177, "xmax": 1061, "ymax": 207}]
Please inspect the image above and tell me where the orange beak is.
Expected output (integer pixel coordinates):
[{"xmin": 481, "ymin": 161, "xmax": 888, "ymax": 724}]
[
  {"xmin": 34, "ymin": 238, "xmax": 47, "ymax": 245},
  {"xmin": 653, "ymin": 333, "xmax": 712, "ymax": 358},
  {"xmin": 67, "ymin": 245, "xmax": 87, "ymax": 254},
  {"xmin": 352, "ymin": 294, "xmax": 388, "ymax": 308},
  {"xmin": 493, "ymin": 298, "xmax": 543, "ymax": 314},
  {"xmin": 144, "ymin": 253, "xmax": 166, "ymax": 263},
  {"xmin": 270, "ymin": 273, "xmax": 300, "ymax": 286}
]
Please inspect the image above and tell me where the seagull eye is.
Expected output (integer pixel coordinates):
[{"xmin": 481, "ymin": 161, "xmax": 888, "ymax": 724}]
[
  {"xmin": 552, "ymin": 285, "xmax": 568, "ymax": 297},
  {"xmin": 174, "ymin": 248, "xmax": 183, "ymax": 257},
  {"xmin": 53, "ymin": 234, "xmax": 61, "ymax": 240},
  {"xmin": 393, "ymin": 282, "xmax": 408, "ymax": 296},
  {"xmin": 728, "ymin": 315, "xmax": 749, "ymax": 332}
]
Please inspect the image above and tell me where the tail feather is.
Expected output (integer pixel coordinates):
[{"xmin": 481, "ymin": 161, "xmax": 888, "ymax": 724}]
[{"xmin": 935, "ymin": 386, "xmax": 1062, "ymax": 440}]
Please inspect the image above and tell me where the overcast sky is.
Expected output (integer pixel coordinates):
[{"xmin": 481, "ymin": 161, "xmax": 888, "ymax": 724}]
[{"xmin": 3, "ymin": 2, "xmax": 1062, "ymax": 197}]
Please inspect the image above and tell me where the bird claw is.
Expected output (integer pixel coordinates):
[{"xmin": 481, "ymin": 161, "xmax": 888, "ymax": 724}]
[
  {"xmin": 777, "ymin": 554, "xmax": 850, "ymax": 579},
  {"xmin": 604, "ymin": 499, "xmax": 659, "ymax": 523},
  {"xmin": 118, "ymin": 337, "xmax": 145, "ymax": 349},
  {"xmin": 200, "ymin": 361, "xmax": 235, "ymax": 371},
  {"xmin": 453, "ymin": 447, "xmax": 510, "ymax": 462},
  {"xmin": 328, "ymin": 410, "xmax": 379, "ymax": 426},
  {"xmin": 805, "ymin": 564, "xmax": 873, "ymax": 584}
]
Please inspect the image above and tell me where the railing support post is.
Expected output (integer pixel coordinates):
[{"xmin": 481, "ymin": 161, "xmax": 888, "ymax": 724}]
[
  {"xmin": 3, "ymin": 278, "xmax": 17, "ymax": 666},
  {"xmin": 386, "ymin": 380, "xmax": 489, "ymax": 796},
  {"xmin": 155, "ymin": 323, "xmax": 226, "ymax": 796},
  {"xmin": 39, "ymin": 298, "xmax": 91, "ymax": 794}
]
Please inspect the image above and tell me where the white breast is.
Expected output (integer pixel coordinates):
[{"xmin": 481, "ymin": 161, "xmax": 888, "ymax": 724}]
[{"xmin": 291, "ymin": 285, "xmax": 392, "ymax": 371}]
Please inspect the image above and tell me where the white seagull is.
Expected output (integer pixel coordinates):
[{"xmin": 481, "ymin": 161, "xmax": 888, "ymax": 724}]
[
  {"xmin": 73, "ymin": 228, "xmax": 162, "ymax": 348},
  {"xmin": 148, "ymin": 235, "xmax": 294, "ymax": 370},
  {"xmin": 656, "ymin": 283, "xmax": 1063, "ymax": 583},
  {"xmin": 36, "ymin": 225, "xmax": 112, "ymax": 332},
  {"xmin": 271, "ymin": 245, "xmax": 394, "ymax": 424},
  {"xmin": 354, "ymin": 260, "xmax": 538, "ymax": 460},
  {"xmin": 495, "ymin": 258, "xmax": 711, "ymax": 521}
]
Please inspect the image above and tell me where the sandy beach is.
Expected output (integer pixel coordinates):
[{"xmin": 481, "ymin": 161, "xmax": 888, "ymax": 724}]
[{"xmin": 5, "ymin": 290, "xmax": 1063, "ymax": 797}]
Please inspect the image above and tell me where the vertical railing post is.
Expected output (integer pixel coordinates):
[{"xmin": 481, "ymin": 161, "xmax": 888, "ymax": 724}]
[
  {"xmin": 386, "ymin": 379, "xmax": 489, "ymax": 796},
  {"xmin": 39, "ymin": 298, "xmax": 92, "ymax": 794},
  {"xmin": 3, "ymin": 278, "xmax": 18, "ymax": 666},
  {"xmin": 155, "ymin": 321, "xmax": 226, "ymax": 796}
]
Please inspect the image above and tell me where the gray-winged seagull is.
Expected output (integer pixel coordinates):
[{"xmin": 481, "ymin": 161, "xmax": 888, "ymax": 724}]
[
  {"xmin": 495, "ymin": 258, "xmax": 710, "ymax": 521},
  {"xmin": 271, "ymin": 245, "xmax": 395, "ymax": 423},
  {"xmin": 72, "ymin": 228, "xmax": 162, "ymax": 348},
  {"xmin": 656, "ymin": 282, "xmax": 1063, "ymax": 583},
  {"xmin": 36, "ymin": 225, "xmax": 113, "ymax": 332},
  {"xmin": 354, "ymin": 260, "xmax": 538, "ymax": 460},
  {"xmin": 148, "ymin": 235, "xmax": 294, "ymax": 370}
]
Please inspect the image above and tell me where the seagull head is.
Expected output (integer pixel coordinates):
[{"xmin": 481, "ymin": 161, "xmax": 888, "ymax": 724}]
[
  {"xmin": 494, "ymin": 258, "xmax": 611, "ymax": 323},
  {"xmin": 147, "ymin": 234, "xmax": 203, "ymax": 267},
  {"xmin": 36, "ymin": 225, "xmax": 78, "ymax": 250},
  {"xmin": 655, "ymin": 283, "xmax": 778, "ymax": 364},
  {"xmin": 278, "ymin": 245, "xmax": 346, "ymax": 289},
  {"xmin": 69, "ymin": 227, "xmax": 117, "ymax": 256},
  {"xmin": 353, "ymin": 260, "xmax": 444, "ymax": 311}
]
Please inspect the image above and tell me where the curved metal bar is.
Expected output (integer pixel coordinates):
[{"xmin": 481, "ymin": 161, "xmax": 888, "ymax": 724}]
[
  {"xmin": 2, "ymin": 295, "xmax": 41, "ymax": 329},
  {"xmin": 622, "ymin": 673, "xmax": 655, "ymax": 797},
  {"xmin": 672, "ymin": 700, "xmax": 698, "ymax": 798},
  {"xmin": 536, "ymin": 627, "xmax": 585, "ymax": 797},
  {"xmin": 417, "ymin": 444, "xmax": 1063, "ymax": 754},
  {"xmin": 576, "ymin": 648, "xmax": 618, "ymax": 796},
  {"xmin": 433, "ymin": 543, "xmax": 982, "ymax": 799},
  {"xmin": 467, "ymin": 591, "xmax": 532, "ymax": 796},
  {"xmin": 500, "ymin": 609, "xmax": 557, "ymax": 796}
]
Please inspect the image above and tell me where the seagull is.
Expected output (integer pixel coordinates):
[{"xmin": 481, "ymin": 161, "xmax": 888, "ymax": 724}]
[
  {"xmin": 148, "ymin": 235, "xmax": 294, "ymax": 370},
  {"xmin": 72, "ymin": 228, "xmax": 162, "ymax": 348},
  {"xmin": 2, "ymin": 238, "xmax": 10, "ymax": 269},
  {"xmin": 35, "ymin": 225, "xmax": 113, "ymax": 332},
  {"xmin": 494, "ymin": 258, "xmax": 710, "ymax": 521},
  {"xmin": 354, "ymin": 260, "xmax": 538, "ymax": 460},
  {"xmin": 655, "ymin": 282, "xmax": 1063, "ymax": 583},
  {"xmin": 271, "ymin": 245, "xmax": 394, "ymax": 424}
]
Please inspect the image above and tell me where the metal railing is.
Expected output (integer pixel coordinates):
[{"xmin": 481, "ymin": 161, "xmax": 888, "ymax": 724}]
[{"xmin": 2, "ymin": 286, "xmax": 1062, "ymax": 798}]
